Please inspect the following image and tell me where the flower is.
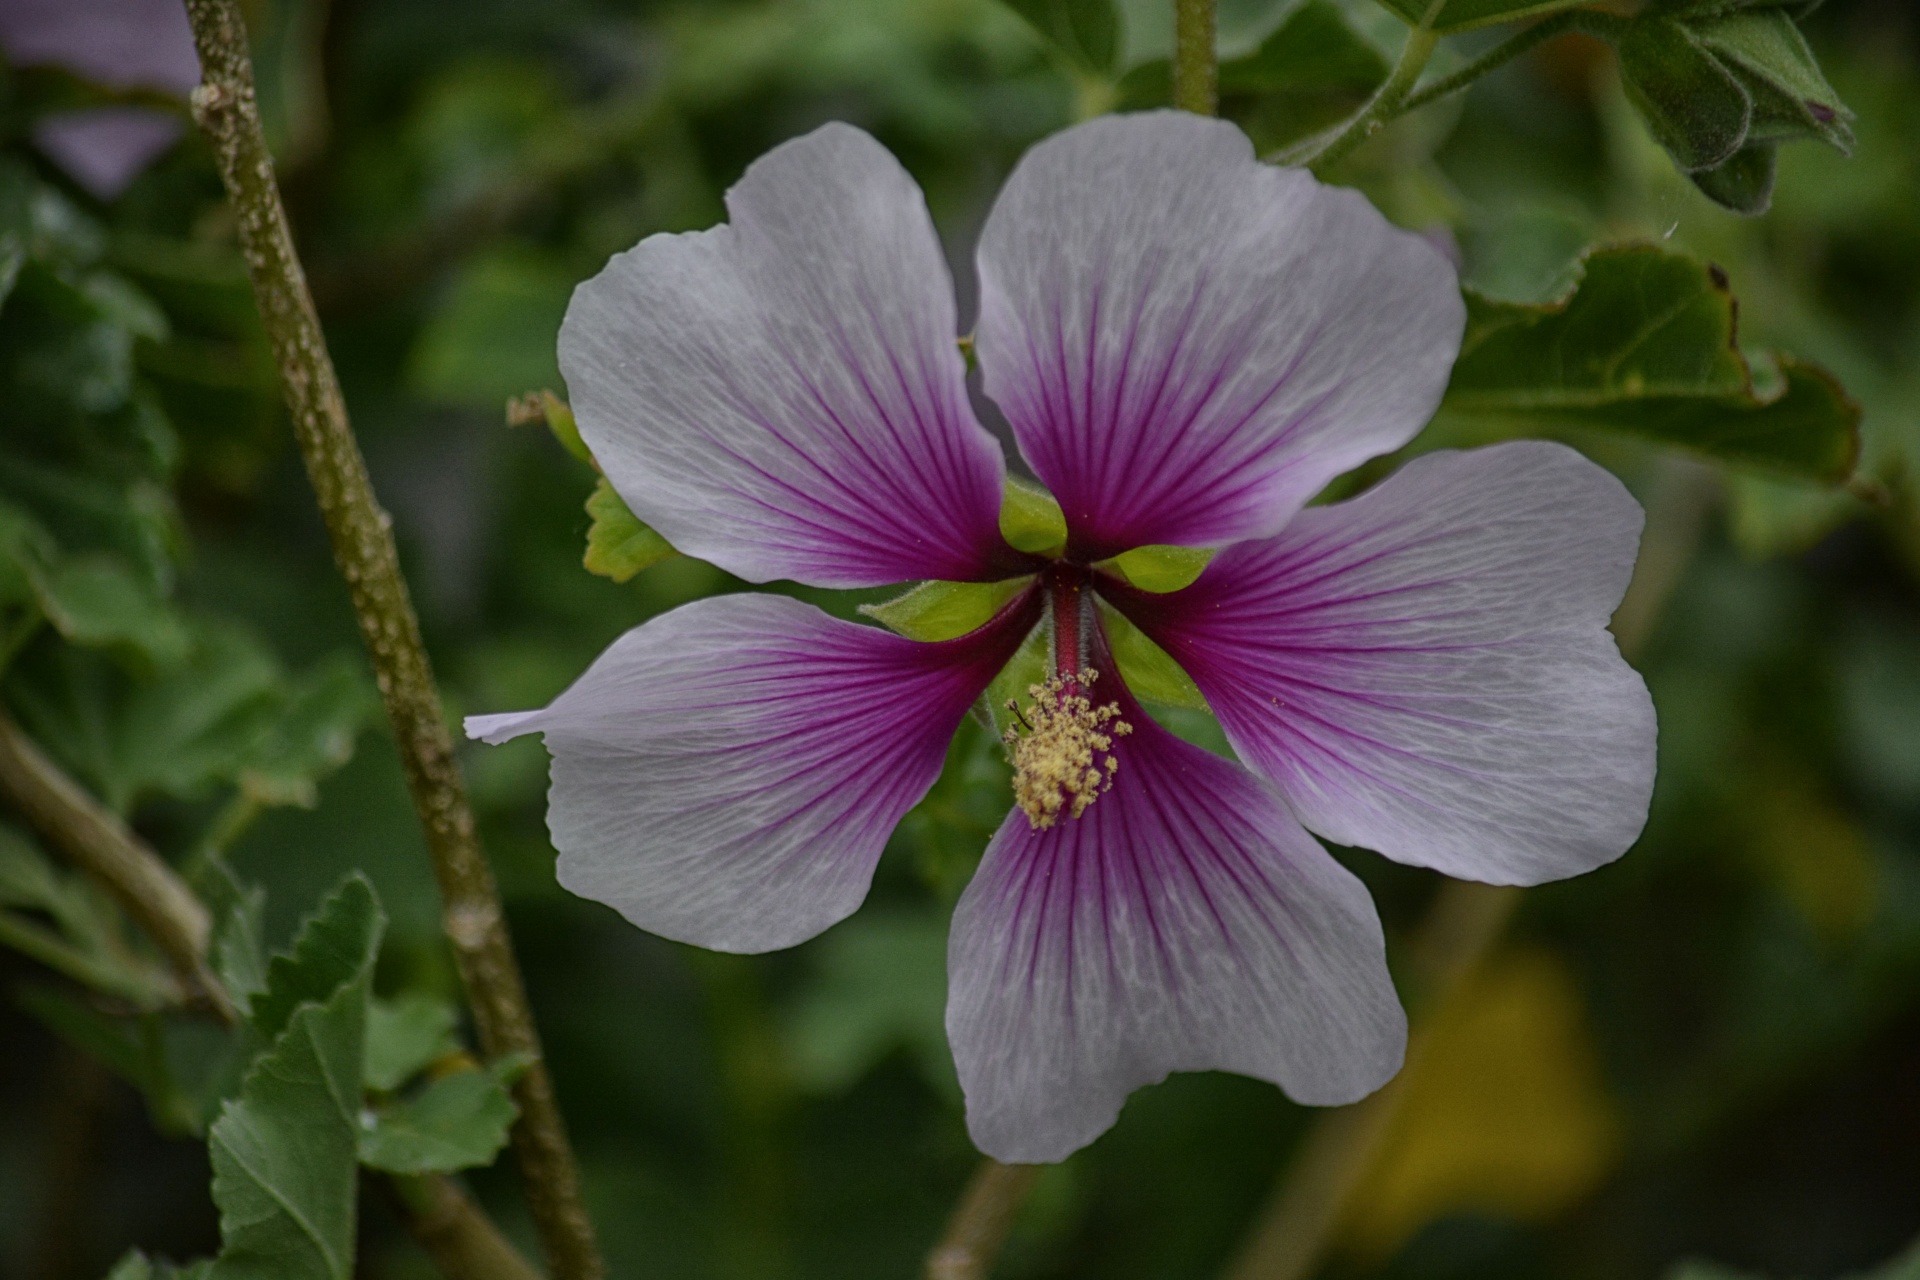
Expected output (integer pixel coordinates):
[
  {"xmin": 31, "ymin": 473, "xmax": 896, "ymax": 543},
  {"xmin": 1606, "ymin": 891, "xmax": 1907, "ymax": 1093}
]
[{"xmin": 467, "ymin": 113, "xmax": 1656, "ymax": 1163}]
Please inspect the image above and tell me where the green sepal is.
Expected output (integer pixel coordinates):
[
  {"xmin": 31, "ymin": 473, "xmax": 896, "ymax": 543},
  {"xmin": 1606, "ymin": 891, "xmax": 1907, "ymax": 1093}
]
[
  {"xmin": 1689, "ymin": 8, "xmax": 1852, "ymax": 151},
  {"xmin": 583, "ymin": 477, "xmax": 674, "ymax": 583},
  {"xmin": 998, "ymin": 476, "xmax": 1068, "ymax": 556},
  {"xmin": 1096, "ymin": 544, "xmax": 1213, "ymax": 593},
  {"xmin": 1442, "ymin": 245, "xmax": 1860, "ymax": 482},
  {"xmin": 860, "ymin": 576, "xmax": 1034, "ymax": 643},
  {"xmin": 1619, "ymin": 17, "xmax": 1754, "ymax": 173},
  {"xmin": 984, "ymin": 622, "xmax": 1050, "ymax": 737},
  {"xmin": 1688, "ymin": 142, "xmax": 1779, "ymax": 214},
  {"xmin": 1098, "ymin": 602, "xmax": 1208, "ymax": 710}
]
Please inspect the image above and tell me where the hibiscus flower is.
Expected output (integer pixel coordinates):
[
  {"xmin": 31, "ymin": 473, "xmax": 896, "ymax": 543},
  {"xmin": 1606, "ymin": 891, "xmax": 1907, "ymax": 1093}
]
[{"xmin": 467, "ymin": 112, "xmax": 1656, "ymax": 1163}]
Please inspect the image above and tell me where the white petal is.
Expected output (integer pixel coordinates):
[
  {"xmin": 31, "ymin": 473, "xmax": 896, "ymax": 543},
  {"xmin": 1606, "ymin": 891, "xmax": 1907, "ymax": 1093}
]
[
  {"xmin": 1123, "ymin": 442, "xmax": 1657, "ymax": 885},
  {"xmin": 948, "ymin": 687, "xmax": 1405, "ymax": 1163},
  {"xmin": 470, "ymin": 593, "xmax": 1034, "ymax": 951},
  {"xmin": 975, "ymin": 112, "xmax": 1463, "ymax": 558},
  {"xmin": 560, "ymin": 123, "xmax": 1014, "ymax": 588}
]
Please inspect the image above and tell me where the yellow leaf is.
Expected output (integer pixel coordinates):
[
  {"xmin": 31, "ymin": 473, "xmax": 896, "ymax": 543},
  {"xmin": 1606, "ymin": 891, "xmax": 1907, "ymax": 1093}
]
[{"xmin": 1340, "ymin": 947, "xmax": 1621, "ymax": 1261}]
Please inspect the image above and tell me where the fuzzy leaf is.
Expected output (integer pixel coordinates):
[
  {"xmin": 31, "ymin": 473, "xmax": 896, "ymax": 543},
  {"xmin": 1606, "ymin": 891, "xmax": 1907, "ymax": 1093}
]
[
  {"xmin": 1689, "ymin": 7, "xmax": 1852, "ymax": 150},
  {"xmin": 582, "ymin": 477, "xmax": 674, "ymax": 583},
  {"xmin": 1688, "ymin": 142, "xmax": 1779, "ymax": 213},
  {"xmin": 860, "ymin": 577, "xmax": 1033, "ymax": 642},
  {"xmin": 1442, "ymin": 246, "xmax": 1860, "ymax": 481},
  {"xmin": 251, "ymin": 876, "xmax": 383, "ymax": 1045}
]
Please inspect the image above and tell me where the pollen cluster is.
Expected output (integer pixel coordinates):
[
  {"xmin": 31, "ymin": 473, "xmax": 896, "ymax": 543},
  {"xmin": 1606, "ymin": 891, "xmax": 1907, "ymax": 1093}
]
[{"xmin": 1003, "ymin": 671, "xmax": 1132, "ymax": 830}]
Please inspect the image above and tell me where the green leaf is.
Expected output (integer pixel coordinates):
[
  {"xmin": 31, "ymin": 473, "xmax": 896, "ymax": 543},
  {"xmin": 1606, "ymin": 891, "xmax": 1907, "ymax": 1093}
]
[
  {"xmin": 407, "ymin": 250, "xmax": 572, "ymax": 408},
  {"xmin": 1688, "ymin": 8, "xmax": 1852, "ymax": 150},
  {"xmin": 205, "ymin": 878, "xmax": 383, "ymax": 1280},
  {"xmin": 1096, "ymin": 544, "xmax": 1213, "ymax": 593},
  {"xmin": 1098, "ymin": 602, "xmax": 1208, "ymax": 710},
  {"xmin": 104, "ymin": 1249, "xmax": 213, "ymax": 1280},
  {"xmin": 783, "ymin": 909, "xmax": 955, "ymax": 1096},
  {"xmin": 33, "ymin": 553, "xmax": 190, "ymax": 664},
  {"xmin": 364, "ymin": 991, "xmax": 462, "ymax": 1092},
  {"xmin": 1220, "ymin": 0, "xmax": 1391, "ymax": 96},
  {"xmin": 234, "ymin": 655, "xmax": 377, "ymax": 809},
  {"xmin": 357, "ymin": 1062, "xmax": 521, "ymax": 1174},
  {"xmin": 1368, "ymin": 0, "xmax": 1595, "ymax": 34},
  {"xmin": 204, "ymin": 861, "xmax": 270, "ymax": 1021},
  {"xmin": 582, "ymin": 477, "xmax": 674, "ymax": 583},
  {"xmin": 1001, "ymin": 0, "xmax": 1120, "ymax": 73},
  {"xmin": 1441, "ymin": 246, "xmax": 1861, "ymax": 482},
  {"xmin": 1619, "ymin": 17, "xmax": 1754, "ymax": 172},
  {"xmin": 251, "ymin": 876, "xmax": 384, "ymax": 1044},
  {"xmin": 998, "ymin": 476, "xmax": 1067, "ymax": 556},
  {"xmin": 860, "ymin": 577, "xmax": 1034, "ymax": 642},
  {"xmin": 1460, "ymin": 206, "xmax": 1595, "ymax": 307}
]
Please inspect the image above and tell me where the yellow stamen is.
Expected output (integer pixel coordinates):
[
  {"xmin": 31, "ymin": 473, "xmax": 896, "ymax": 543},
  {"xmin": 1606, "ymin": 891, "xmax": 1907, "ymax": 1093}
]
[{"xmin": 1003, "ymin": 670, "xmax": 1132, "ymax": 830}]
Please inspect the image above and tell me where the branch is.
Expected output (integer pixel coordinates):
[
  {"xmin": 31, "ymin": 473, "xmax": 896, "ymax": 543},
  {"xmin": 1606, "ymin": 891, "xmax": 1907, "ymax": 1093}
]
[
  {"xmin": 1299, "ymin": 16, "xmax": 1442, "ymax": 173},
  {"xmin": 926, "ymin": 1160, "xmax": 1043, "ymax": 1280},
  {"xmin": 389, "ymin": 1174, "xmax": 547, "ymax": 1280},
  {"xmin": 1218, "ymin": 456, "xmax": 1714, "ymax": 1280},
  {"xmin": 1173, "ymin": 0, "xmax": 1219, "ymax": 116},
  {"xmin": 178, "ymin": 4, "xmax": 602, "ymax": 1277},
  {"xmin": 0, "ymin": 714, "xmax": 231, "ymax": 1020}
]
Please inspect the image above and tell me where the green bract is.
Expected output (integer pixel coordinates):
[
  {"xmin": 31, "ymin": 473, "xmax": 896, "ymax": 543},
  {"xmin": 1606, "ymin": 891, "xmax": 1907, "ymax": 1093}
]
[{"xmin": 583, "ymin": 477, "xmax": 676, "ymax": 583}]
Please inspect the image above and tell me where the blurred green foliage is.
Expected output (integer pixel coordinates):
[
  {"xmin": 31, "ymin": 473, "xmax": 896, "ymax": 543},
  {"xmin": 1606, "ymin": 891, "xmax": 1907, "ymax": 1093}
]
[{"xmin": 2, "ymin": 0, "xmax": 1919, "ymax": 1278}]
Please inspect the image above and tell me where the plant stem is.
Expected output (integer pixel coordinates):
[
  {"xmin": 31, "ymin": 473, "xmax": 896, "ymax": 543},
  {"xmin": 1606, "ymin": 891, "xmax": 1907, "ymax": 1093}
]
[
  {"xmin": 1398, "ymin": 9, "xmax": 1628, "ymax": 114},
  {"xmin": 178, "ymin": 4, "xmax": 602, "ymax": 1277},
  {"xmin": 1399, "ymin": 11, "xmax": 1575, "ymax": 113},
  {"xmin": 389, "ymin": 1174, "xmax": 547, "ymax": 1280},
  {"xmin": 1300, "ymin": 16, "xmax": 1441, "ymax": 173},
  {"xmin": 926, "ymin": 1160, "xmax": 1043, "ymax": 1280},
  {"xmin": 1173, "ymin": 0, "xmax": 1218, "ymax": 116},
  {"xmin": 0, "ymin": 714, "xmax": 229, "ymax": 1020},
  {"xmin": 1216, "ymin": 457, "xmax": 1712, "ymax": 1280}
]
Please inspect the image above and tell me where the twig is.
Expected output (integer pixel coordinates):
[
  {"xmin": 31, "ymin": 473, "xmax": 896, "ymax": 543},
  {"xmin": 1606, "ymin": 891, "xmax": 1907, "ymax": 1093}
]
[
  {"xmin": 1216, "ymin": 456, "xmax": 1715, "ymax": 1280},
  {"xmin": 389, "ymin": 1174, "xmax": 547, "ymax": 1280},
  {"xmin": 1398, "ymin": 10, "xmax": 1628, "ymax": 114},
  {"xmin": 0, "ymin": 714, "xmax": 230, "ymax": 1020},
  {"xmin": 1173, "ymin": 0, "xmax": 1218, "ymax": 116},
  {"xmin": 178, "ymin": 4, "xmax": 602, "ymax": 1277},
  {"xmin": 1297, "ymin": 0, "xmax": 1447, "ymax": 173},
  {"xmin": 926, "ymin": 1160, "xmax": 1043, "ymax": 1280}
]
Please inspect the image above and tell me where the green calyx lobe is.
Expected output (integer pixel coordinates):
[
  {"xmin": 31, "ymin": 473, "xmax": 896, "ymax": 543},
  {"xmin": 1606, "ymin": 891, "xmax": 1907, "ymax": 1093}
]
[
  {"xmin": 1094, "ymin": 544, "xmax": 1214, "ymax": 593},
  {"xmin": 999, "ymin": 477, "xmax": 1068, "ymax": 556},
  {"xmin": 861, "ymin": 576, "xmax": 1035, "ymax": 643}
]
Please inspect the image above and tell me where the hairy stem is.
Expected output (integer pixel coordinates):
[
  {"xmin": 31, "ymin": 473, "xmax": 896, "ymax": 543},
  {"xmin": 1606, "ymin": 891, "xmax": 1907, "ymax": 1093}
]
[
  {"xmin": 0, "ymin": 714, "xmax": 229, "ymax": 1019},
  {"xmin": 1173, "ymin": 0, "xmax": 1218, "ymax": 116},
  {"xmin": 1301, "ymin": 16, "xmax": 1441, "ymax": 173},
  {"xmin": 1399, "ymin": 9, "xmax": 1629, "ymax": 114},
  {"xmin": 178, "ymin": 3, "xmax": 601, "ymax": 1276},
  {"xmin": 926, "ymin": 1160, "xmax": 1043, "ymax": 1280},
  {"xmin": 1218, "ymin": 458, "xmax": 1712, "ymax": 1280}
]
